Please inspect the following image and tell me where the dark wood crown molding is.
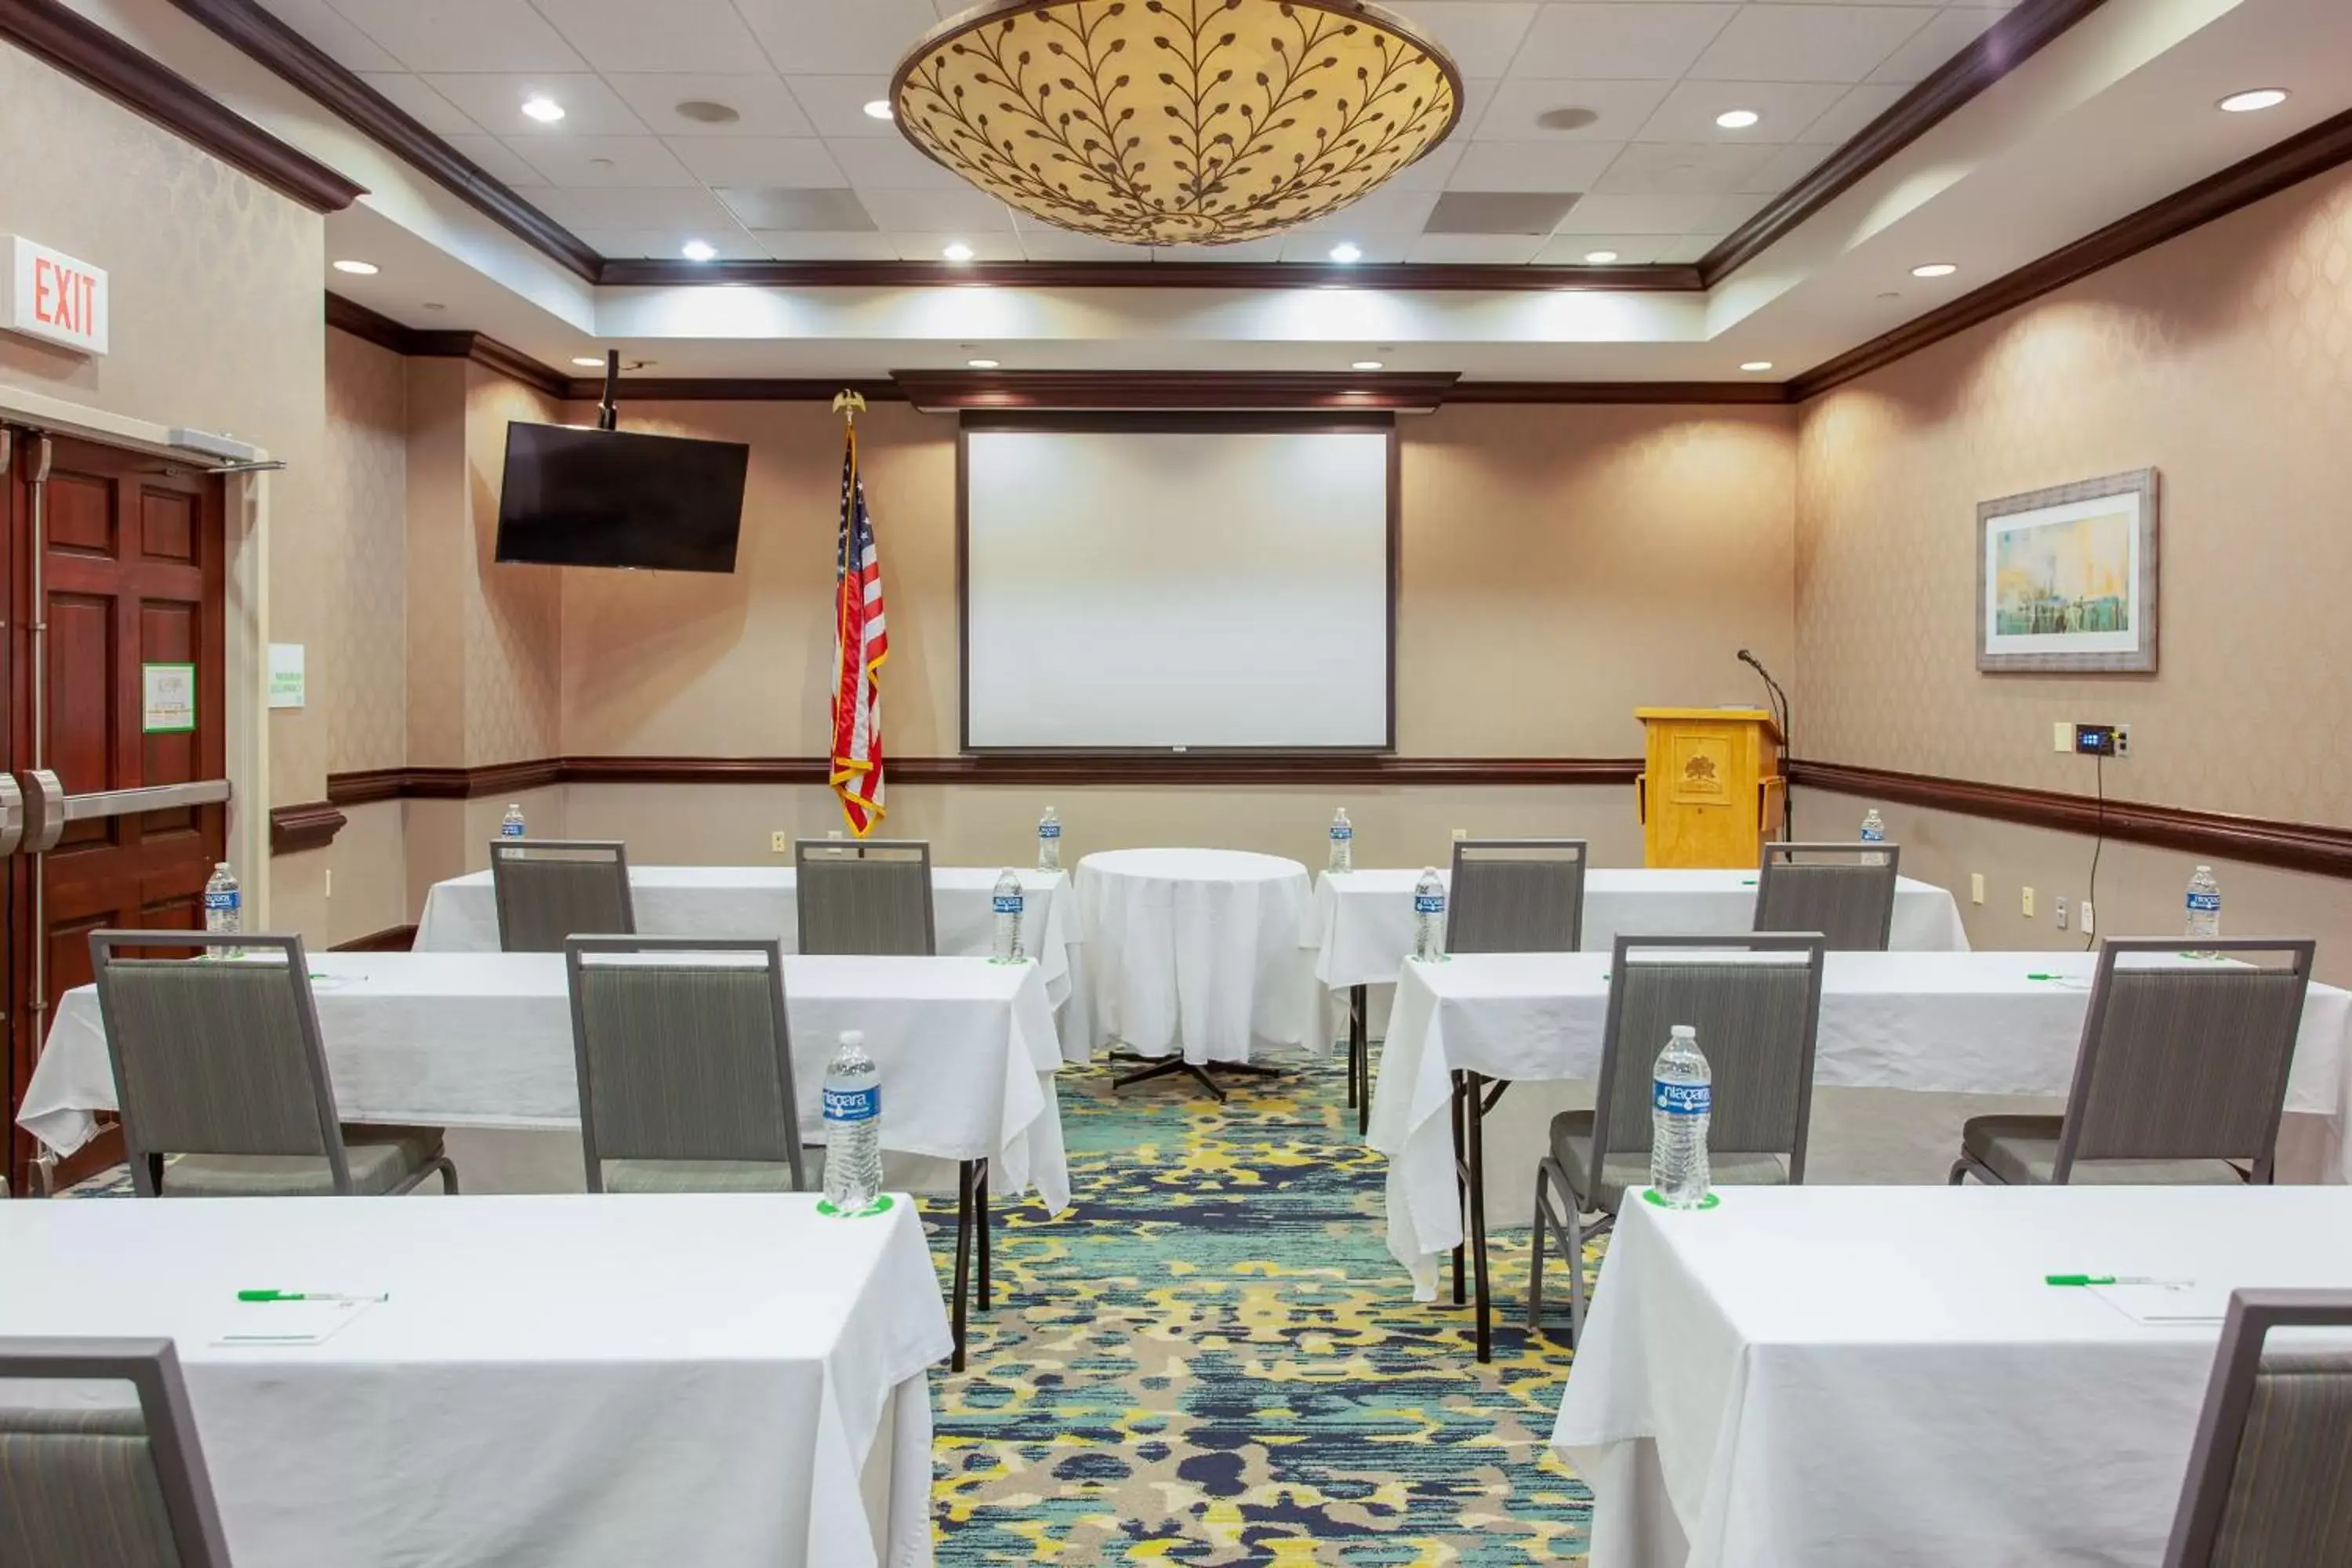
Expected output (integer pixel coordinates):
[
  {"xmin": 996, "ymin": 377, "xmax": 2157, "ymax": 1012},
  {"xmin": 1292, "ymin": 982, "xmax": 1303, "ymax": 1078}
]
[
  {"xmin": 169, "ymin": 0, "xmax": 598, "ymax": 278},
  {"xmin": 553, "ymin": 377, "xmax": 907, "ymax": 405},
  {"xmin": 1791, "ymin": 104, "xmax": 2352, "ymax": 400},
  {"xmin": 895, "ymin": 370, "xmax": 1461, "ymax": 412},
  {"xmin": 268, "ymin": 800, "xmax": 347, "ymax": 855},
  {"xmin": 326, "ymin": 293, "xmax": 571, "ymax": 399},
  {"xmin": 1700, "ymin": 0, "xmax": 2110, "ymax": 287},
  {"xmin": 601, "ymin": 258, "xmax": 1700, "ymax": 292},
  {"xmin": 1448, "ymin": 380, "xmax": 1795, "ymax": 406},
  {"xmin": 0, "ymin": 0, "xmax": 363, "ymax": 212}
]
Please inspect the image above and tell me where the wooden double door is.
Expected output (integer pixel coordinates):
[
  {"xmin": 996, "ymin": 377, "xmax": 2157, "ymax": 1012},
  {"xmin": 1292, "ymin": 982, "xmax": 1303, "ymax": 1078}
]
[{"xmin": 2, "ymin": 429, "xmax": 227, "ymax": 1195}]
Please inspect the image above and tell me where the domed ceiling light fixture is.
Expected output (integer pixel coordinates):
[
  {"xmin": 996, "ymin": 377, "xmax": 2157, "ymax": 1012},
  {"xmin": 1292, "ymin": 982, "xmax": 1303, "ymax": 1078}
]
[{"xmin": 891, "ymin": 0, "xmax": 1461, "ymax": 247}]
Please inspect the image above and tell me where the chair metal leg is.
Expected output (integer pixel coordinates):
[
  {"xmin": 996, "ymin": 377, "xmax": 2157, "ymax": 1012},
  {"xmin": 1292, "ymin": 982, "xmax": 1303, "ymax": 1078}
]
[
  {"xmin": 1948, "ymin": 1157, "xmax": 1969, "ymax": 1185},
  {"xmin": 1450, "ymin": 1073, "xmax": 1467, "ymax": 1307},
  {"xmin": 950, "ymin": 1160, "xmax": 975, "ymax": 1373},
  {"xmin": 1527, "ymin": 1165, "xmax": 1552, "ymax": 1330},
  {"xmin": 438, "ymin": 1156, "xmax": 460, "ymax": 1195},
  {"xmin": 976, "ymin": 1159, "xmax": 992, "ymax": 1311},
  {"xmin": 1350, "ymin": 985, "xmax": 1369, "ymax": 1135},
  {"xmin": 1566, "ymin": 1198, "xmax": 1588, "ymax": 1347}
]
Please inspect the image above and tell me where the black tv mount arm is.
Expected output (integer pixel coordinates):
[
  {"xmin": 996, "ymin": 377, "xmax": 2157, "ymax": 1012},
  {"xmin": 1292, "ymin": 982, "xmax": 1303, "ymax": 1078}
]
[{"xmin": 597, "ymin": 348, "xmax": 619, "ymax": 432}]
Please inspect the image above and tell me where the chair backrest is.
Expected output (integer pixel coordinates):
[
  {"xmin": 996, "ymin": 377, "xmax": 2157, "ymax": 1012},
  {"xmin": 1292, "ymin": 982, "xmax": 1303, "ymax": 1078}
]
[
  {"xmin": 2165, "ymin": 1289, "xmax": 2352, "ymax": 1568},
  {"xmin": 793, "ymin": 839, "xmax": 935, "ymax": 956},
  {"xmin": 1754, "ymin": 842, "xmax": 1901, "ymax": 951},
  {"xmin": 0, "ymin": 1337, "xmax": 236, "ymax": 1568},
  {"xmin": 2054, "ymin": 938, "xmax": 2315, "ymax": 1181},
  {"xmin": 490, "ymin": 840, "xmax": 635, "ymax": 953},
  {"xmin": 1589, "ymin": 934, "xmax": 1828, "ymax": 1172},
  {"xmin": 564, "ymin": 938, "xmax": 806, "ymax": 1192},
  {"xmin": 1447, "ymin": 839, "xmax": 1588, "ymax": 955},
  {"xmin": 89, "ymin": 932, "xmax": 350, "ymax": 1197}
]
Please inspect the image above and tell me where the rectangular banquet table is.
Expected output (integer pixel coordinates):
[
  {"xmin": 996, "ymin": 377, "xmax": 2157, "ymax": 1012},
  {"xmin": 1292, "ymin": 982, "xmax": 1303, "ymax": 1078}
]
[
  {"xmin": 1371, "ymin": 949, "xmax": 2352, "ymax": 1298},
  {"xmin": 1553, "ymin": 1185, "xmax": 2352, "ymax": 1568},
  {"xmin": 0, "ymin": 1193, "xmax": 951, "ymax": 1568},
  {"xmin": 24, "ymin": 951, "xmax": 1069, "ymax": 1215}
]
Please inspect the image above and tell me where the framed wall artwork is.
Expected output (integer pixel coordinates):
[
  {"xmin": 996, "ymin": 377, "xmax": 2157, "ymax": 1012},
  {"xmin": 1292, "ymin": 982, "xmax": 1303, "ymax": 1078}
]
[{"xmin": 1976, "ymin": 467, "xmax": 2159, "ymax": 673}]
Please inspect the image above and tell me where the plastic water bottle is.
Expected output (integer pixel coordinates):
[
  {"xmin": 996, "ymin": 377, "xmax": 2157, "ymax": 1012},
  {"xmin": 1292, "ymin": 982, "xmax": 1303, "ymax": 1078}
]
[
  {"xmin": 1412, "ymin": 867, "xmax": 1446, "ymax": 960},
  {"xmin": 1650, "ymin": 1025, "xmax": 1712, "ymax": 1208},
  {"xmin": 822, "ymin": 1030, "xmax": 884, "ymax": 1215},
  {"xmin": 499, "ymin": 802, "xmax": 526, "ymax": 838},
  {"xmin": 2186, "ymin": 864, "xmax": 2222, "ymax": 956},
  {"xmin": 201, "ymin": 862, "xmax": 242, "ymax": 960},
  {"xmin": 1327, "ymin": 808, "xmax": 1354, "ymax": 874},
  {"xmin": 1036, "ymin": 805, "xmax": 1062, "ymax": 873},
  {"xmin": 992, "ymin": 869, "xmax": 1025, "ymax": 964},
  {"xmin": 1860, "ymin": 807, "xmax": 1887, "ymax": 866}
]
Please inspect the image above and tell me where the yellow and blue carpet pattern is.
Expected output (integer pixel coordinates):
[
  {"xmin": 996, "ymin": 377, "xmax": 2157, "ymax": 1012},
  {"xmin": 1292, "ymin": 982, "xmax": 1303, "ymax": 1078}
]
[{"xmin": 920, "ymin": 1058, "xmax": 1591, "ymax": 1563}]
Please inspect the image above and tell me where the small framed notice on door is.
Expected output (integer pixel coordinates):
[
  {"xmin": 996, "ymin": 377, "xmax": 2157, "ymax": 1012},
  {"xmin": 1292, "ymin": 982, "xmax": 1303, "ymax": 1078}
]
[{"xmin": 142, "ymin": 662, "xmax": 196, "ymax": 734}]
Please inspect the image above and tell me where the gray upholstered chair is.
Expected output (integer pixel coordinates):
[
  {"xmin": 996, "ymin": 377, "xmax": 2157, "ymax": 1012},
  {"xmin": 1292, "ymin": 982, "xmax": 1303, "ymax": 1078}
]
[
  {"xmin": 1530, "ymin": 932, "xmax": 1828, "ymax": 1343},
  {"xmin": 1753, "ymin": 841, "xmax": 1902, "ymax": 951},
  {"xmin": 793, "ymin": 839, "xmax": 935, "ymax": 956},
  {"xmin": 491, "ymin": 839, "xmax": 635, "ymax": 953},
  {"xmin": 564, "ymin": 937, "xmax": 808, "ymax": 1195},
  {"xmin": 2164, "ymin": 1289, "xmax": 2352, "ymax": 1566},
  {"xmin": 1951, "ymin": 937, "xmax": 2315, "ymax": 1187},
  {"xmin": 89, "ymin": 931, "xmax": 457, "ymax": 1199},
  {"xmin": 1447, "ymin": 838, "xmax": 1588, "ymax": 954},
  {"xmin": 0, "ymin": 1338, "xmax": 234, "ymax": 1568}
]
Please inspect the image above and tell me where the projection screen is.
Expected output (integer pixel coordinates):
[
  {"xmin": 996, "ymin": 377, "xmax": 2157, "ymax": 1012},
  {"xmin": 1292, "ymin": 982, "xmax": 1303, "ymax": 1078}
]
[{"xmin": 962, "ymin": 421, "xmax": 1394, "ymax": 749}]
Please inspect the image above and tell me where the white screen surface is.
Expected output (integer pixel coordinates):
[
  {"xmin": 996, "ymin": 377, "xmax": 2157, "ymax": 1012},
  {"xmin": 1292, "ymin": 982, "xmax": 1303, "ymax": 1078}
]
[{"xmin": 964, "ymin": 428, "xmax": 1391, "ymax": 748}]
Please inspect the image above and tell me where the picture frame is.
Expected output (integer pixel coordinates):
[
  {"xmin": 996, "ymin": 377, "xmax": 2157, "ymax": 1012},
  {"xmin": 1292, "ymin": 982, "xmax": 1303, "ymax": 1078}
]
[{"xmin": 1976, "ymin": 468, "xmax": 2158, "ymax": 673}]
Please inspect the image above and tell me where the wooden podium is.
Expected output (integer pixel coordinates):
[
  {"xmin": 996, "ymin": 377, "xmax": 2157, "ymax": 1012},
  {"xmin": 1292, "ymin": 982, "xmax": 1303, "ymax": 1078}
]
[{"xmin": 1635, "ymin": 707, "xmax": 1785, "ymax": 868}]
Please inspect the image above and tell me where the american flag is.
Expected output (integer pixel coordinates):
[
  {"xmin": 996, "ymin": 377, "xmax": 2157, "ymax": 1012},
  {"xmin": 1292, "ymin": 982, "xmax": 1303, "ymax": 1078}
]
[{"xmin": 829, "ymin": 421, "xmax": 887, "ymax": 836}]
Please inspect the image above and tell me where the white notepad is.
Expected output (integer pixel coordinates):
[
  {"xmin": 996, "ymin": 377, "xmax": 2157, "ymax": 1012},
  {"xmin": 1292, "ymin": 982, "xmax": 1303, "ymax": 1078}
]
[
  {"xmin": 212, "ymin": 1296, "xmax": 379, "ymax": 1347},
  {"xmin": 2087, "ymin": 1279, "xmax": 2229, "ymax": 1327}
]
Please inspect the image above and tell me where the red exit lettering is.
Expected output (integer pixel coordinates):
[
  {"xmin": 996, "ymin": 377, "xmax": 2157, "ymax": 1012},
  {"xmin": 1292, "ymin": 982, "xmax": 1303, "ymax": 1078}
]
[{"xmin": 31, "ymin": 256, "xmax": 96, "ymax": 338}]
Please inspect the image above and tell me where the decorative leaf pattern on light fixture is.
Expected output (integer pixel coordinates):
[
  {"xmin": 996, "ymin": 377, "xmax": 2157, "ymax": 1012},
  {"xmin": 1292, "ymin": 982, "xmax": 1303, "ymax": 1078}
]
[{"xmin": 894, "ymin": 0, "xmax": 1460, "ymax": 247}]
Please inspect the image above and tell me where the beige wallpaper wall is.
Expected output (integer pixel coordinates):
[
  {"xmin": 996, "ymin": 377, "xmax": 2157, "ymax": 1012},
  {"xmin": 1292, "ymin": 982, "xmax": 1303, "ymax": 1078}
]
[
  {"xmin": 321, "ymin": 331, "xmax": 408, "ymax": 774},
  {"xmin": 463, "ymin": 367, "xmax": 563, "ymax": 766}
]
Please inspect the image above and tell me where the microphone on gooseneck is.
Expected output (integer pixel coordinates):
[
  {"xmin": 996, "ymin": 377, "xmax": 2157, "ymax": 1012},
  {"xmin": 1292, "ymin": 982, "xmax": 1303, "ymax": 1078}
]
[{"xmin": 1737, "ymin": 649, "xmax": 1793, "ymax": 837}]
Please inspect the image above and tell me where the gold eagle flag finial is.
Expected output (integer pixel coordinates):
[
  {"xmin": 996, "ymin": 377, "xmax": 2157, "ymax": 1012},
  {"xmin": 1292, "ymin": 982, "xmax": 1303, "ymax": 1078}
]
[{"xmin": 832, "ymin": 389, "xmax": 867, "ymax": 425}]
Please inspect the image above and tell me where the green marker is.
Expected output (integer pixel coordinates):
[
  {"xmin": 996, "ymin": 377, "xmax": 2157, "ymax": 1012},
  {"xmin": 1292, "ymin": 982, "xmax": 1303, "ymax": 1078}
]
[
  {"xmin": 2045, "ymin": 1273, "xmax": 2173, "ymax": 1287},
  {"xmin": 237, "ymin": 1290, "xmax": 383, "ymax": 1303},
  {"xmin": 2027, "ymin": 972, "xmax": 2060, "ymax": 981}
]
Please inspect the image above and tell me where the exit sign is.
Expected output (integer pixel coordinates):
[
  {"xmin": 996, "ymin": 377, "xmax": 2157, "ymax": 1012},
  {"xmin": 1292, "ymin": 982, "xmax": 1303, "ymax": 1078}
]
[{"xmin": 2, "ymin": 235, "xmax": 107, "ymax": 355}]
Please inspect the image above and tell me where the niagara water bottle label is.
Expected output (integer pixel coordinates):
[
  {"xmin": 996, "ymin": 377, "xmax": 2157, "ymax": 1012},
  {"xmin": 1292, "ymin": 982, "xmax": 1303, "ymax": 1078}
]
[
  {"xmin": 993, "ymin": 891, "xmax": 1024, "ymax": 915},
  {"xmin": 1414, "ymin": 892, "xmax": 1443, "ymax": 914},
  {"xmin": 1038, "ymin": 821, "xmax": 1060, "ymax": 839},
  {"xmin": 1330, "ymin": 822, "xmax": 1352, "ymax": 841},
  {"xmin": 1654, "ymin": 1079, "xmax": 1710, "ymax": 1116},
  {"xmin": 2187, "ymin": 892, "xmax": 2221, "ymax": 913},
  {"xmin": 204, "ymin": 888, "xmax": 239, "ymax": 913},
  {"xmin": 822, "ymin": 1084, "xmax": 879, "ymax": 1123}
]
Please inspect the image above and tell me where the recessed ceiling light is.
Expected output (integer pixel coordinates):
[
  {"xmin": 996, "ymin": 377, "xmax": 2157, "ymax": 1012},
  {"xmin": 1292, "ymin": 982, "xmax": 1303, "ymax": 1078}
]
[
  {"xmin": 942, "ymin": 241, "xmax": 975, "ymax": 262},
  {"xmin": 330, "ymin": 259, "xmax": 378, "ymax": 275},
  {"xmin": 1352, "ymin": 359, "xmax": 1384, "ymax": 371},
  {"xmin": 521, "ymin": 95, "xmax": 564, "ymax": 124},
  {"xmin": 1536, "ymin": 106, "xmax": 1599, "ymax": 132},
  {"xmin": 967, "ymin": 358, "xmax": 1000, "ymax": 369},
  {"xmin": 1911, "ymin": 262, "xmax": 1958, "ymax": 278},
  {"xmin": 1715, "ymin": 108, "xmax": 1760, "ymax": 129},
  {"xmin": 572, "ymin": 356, "xmax": 605, "ymax": 368},
  {"xmin": 1584, "ymin": 249, "xmax": 1620, "ymax": 264},
  {"xmin": 2218, "ymin": 88, "xmax": 2288, "ymax": 114},
  {"xmin": 1740, "ymin": 361, "xmax": 1773, "ymax": 372},
  {"xmin": 681, "ymin": 238, "xmax": 718, "ymax": 262},
  {"xmin": 421, "ymin": 301, "xmax": 446, "ymax": 311},
  {"xmin": 863, "ymin": 99, "xmax": 895, "ymax": 121},
  {"xmin": 1329, "ymin": 241, "xmax": 1363, "ymax": 263},
  {"xmin": 674, "ymin": 99, "xmax": 740, "ymax": 125}
]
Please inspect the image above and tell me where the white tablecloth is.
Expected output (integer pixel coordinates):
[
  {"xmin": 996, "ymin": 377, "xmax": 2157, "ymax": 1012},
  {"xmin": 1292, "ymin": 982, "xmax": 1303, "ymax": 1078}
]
[
  {"xmin": 1312, "ymin": 867, "xmax": 1970, "ymax": 989},
  {"xmin": 0, "ymin": 1193, "xmax": 950, "ymax": 1568},
  {"xmin": 1554, "ymin": 1185, "xmax": 2352, "ymax": 1568},
  {"xmin": 1070, "ymin": 848, "xmax": 1319, "ymax": 1065},
  {"xmin": 25, "ymin": 951, "xmax": 1070, "ymax": 1214},
  {"xmin": 1371, "ymin": 950, "xmax": 2352, "ymax": 1295}
]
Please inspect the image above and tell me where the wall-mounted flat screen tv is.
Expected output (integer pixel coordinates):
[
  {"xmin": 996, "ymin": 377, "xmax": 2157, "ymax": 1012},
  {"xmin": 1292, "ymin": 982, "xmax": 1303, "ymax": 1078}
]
[{"xmin": 494, "ymin": 421, "xmax": 750, "ymax": 573}]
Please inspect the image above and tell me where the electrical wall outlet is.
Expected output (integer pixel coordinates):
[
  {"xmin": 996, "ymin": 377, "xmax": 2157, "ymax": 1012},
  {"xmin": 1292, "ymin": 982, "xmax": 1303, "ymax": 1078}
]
[
  {"xmin": 1451, "ymin": 827, "xmax": 1467, "ymax": 840},
  {"xmin": 770, "ymin": 830, "xmax": 790, "ymax": 853},
  {"xmin": 2054, "ymin": 895, "xmax": 2068, "ymax": 931},
  {"xmin": 1970, "ymin": 873, "xmax": 1985, "ymax": 906},
  {"xmin": 2114, "ymin": 724, "xmax": 2131, "ymax": 758},
  {"xmin": 2053, "ymin": 720, "xmax": 2072, "ymax": 754},
  {"xmin": 2082, "ymin": 900, "xmax": 2096, "ymax": 935},
  {"xmin": 2021, "ymin": 885, "xmax": 2035, "ymax": 918}
]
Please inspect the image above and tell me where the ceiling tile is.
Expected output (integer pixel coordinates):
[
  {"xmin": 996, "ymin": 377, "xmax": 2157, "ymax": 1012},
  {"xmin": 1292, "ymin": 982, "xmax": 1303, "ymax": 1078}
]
[
  {"xmin": 718, "ymin": 187, "xmax": 875, "ymax": 229},
  {"xmin": 1697, "ymin": 190, "xmax": 1771, "ymax": 230},
  {"xmin": 355, "ymin": 72, "xmax": 481, "ymax": 136},
  {"xmin": 604, "ymin": 73, "xmax": 817, "ymax": 137},
  {"xmin": 1511, "ymin": 5, "xmax": 1739, "ymax": 81},
  {"xmin": 1632, "ymin": 79, "xmax": 1846, "ymax": 143},
  {"xmin": 1443, "ymin": 139, "xmax": 1622, "ymax": 191},
  {"xmin": 1655, "ymin": 232, "xmax": 1726, "ymax": 263},
  {"xmin": 1018, "ymin": 230, "xmax": 1155, "ymax": 262},
  {"xmin": 443, "ymin": 133, "xmax": 555, "ymax": 189},
  {"xmin": 1379, "ymin": 2, "xmax": 1538, "ymax": 78},
  {"xmin": 532, "ymin": 187, "xmax": 742, "ymax": 229},
  {"xmin": 1530, "ymin": 233, "xmax": 1667, "ymax": 263},
  {"xmin": 737, "ymin": 0, "xmax": 942, "ymax": 74},
  {"xmin": 1152, "ymin": 239, "xmax": 1291, "ymax": 263},
  {"xmin": 1595, "ymin": 140, "xmax": 1777, "ymax": 195},
  {"xmin": 258, "ymin": 0, "xmax": 400, "ymax": 71},
  {"xmin": 1867, "ymin": 7, "xmax": 2005, "ymax": 84},
  {"xmin": 1549, "ymin": 191, "xmax": 1722, "ymax": 232},
  {"xmin": 1686, "ymin": 5, "xmax": 1932, "ymax": 82},
  {"xmin": 1406, "ymin": 233, "xmax": 1546, "ymax": 263},
  {"xmin": 323, "ymin": 0, "xmax": 586, "ymax": 73},
  {"xmin": 858, "ymin": 187, "xmax": 1016, "ymax": 231},
  {"xmin": 423, "ymin": 74, "xmax": 648, "ymax": 136},
  {"xmin": 1737, "ymin": 140, "xmax": 1837, "ymax": 192},
  {"xmin": 1288, "ymin": 187, "xmax": 1444, "ymax": 235},
  {"xmin": 783, "ymin": 77, "xmax": 903, "ymax": 138},
  {"xmin": 888, "ymin": 231, "xmax": 1025, "ymax": 262},
  {"xmin": 529, "ymin": 0, "xmax": 768, "ymax": 72},
  {"xmin": 753, "ymin": 230, "xmax": 899, "ymax": 260},
  {"xmin": 572, "ymin": 228, "xmax": 765, "ymax": 260},
  {"xmin": 1277, "ymin": 234, "xmax": 1412, "ymax": 263},
  {"xmin": 666, "ymin": 137, "xmax": 848, "ymax": 187},
  {"xmin": 502, "ymin": 135, "xmax": 699, "ymax": 186},
  {"xmin": 1795, "ymin": 82, "xmax": 1908, "ymax": 144},
  {"xmin": 1472, "ymin": 78, "xmax": 1673, "ymax": 141},
  {"xmin": 828, "ymin": 136, "xmax": 968, "ymax": 191}
]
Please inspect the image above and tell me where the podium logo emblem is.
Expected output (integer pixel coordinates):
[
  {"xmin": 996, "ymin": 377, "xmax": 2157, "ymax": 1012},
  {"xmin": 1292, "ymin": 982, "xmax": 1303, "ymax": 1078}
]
[{"xmin": 1682, "ymin": 754, "xmax": 1718, "ymax": 784}]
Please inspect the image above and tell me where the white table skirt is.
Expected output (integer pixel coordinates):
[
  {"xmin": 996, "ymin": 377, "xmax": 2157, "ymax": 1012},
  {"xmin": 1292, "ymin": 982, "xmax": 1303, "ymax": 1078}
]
[
  {"xmin": 1069, "ymin": 848, "xmax": 1319, "ymax": 1065},
  {"xmin": 1312, "ymin": 867, "xmax": 1970, "ymax": 990},
  {"xmin": 0, "ymin": 1194, "xmax": 950, "ymax": 1568},
  {"xmin": 1370, "ymin": 950, "xmax": 2352, "ymax": 1296},
  {"xmin": 1554, "ymin": 1185, "xmax": 2352, "ymax": 1568},
  {"xmin": 25, "ymin": 952, "xmax": 1070, "ymax": 1214}
]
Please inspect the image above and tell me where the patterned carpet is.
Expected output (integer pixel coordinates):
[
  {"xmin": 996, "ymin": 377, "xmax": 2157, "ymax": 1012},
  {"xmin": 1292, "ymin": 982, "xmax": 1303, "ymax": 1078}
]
[{"xmin": 919, "ymin": 1055, "xmax": 1593, "ymax": 1564}]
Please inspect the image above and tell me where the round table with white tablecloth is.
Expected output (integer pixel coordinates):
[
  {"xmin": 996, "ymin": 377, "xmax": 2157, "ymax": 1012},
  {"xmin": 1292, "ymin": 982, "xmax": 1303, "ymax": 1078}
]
[{"xmin": 1070, "ymin": 848, "xmax": 1320, "ymax": 1079}]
